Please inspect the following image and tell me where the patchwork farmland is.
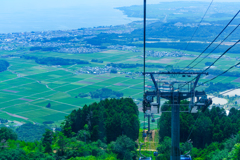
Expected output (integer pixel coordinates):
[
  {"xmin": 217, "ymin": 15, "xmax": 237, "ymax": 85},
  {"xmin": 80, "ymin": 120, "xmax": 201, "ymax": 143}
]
[{"xmin": 0, "ymin": 48, "xmax": 239, "ymax": 129}]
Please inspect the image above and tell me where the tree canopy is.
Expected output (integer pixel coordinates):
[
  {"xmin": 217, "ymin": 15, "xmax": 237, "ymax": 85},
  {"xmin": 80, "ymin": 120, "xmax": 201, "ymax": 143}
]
[
  {"xmin": 15, "ymin": 123, "xmax": 50, "ymax": 142},
  {"xmin": 0, "ymin": 127, "xmax": 17, "ymax": 141},
  {"xmin": 89, "ymin": 88, "xmax": 123, "ymax": 99},
  {"xmin": 159, "ymin": 101, "xmax": 240, "ymax": 148},
  {"xmin": 21, "ymin": 55, "xmax": 89, "ymax": 65},
  {"xmin": 61, "ymin": 98, "xmax": 139, "ymax": 143},
  {"xmin": 0, "ymin": 60, "xmax": 9, "ymax": 73}
]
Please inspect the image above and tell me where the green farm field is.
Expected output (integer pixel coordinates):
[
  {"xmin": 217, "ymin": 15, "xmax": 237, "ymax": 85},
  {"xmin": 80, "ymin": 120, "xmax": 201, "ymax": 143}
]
[{"xmin": 0, "ymin": 48, "xmax": 240, "ymax": 128}]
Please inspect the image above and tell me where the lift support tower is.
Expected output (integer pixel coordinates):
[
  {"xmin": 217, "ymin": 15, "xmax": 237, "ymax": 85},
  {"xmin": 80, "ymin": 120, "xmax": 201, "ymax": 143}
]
[{"xmin": 143, "ymin": 71, "xmax": 211, "ymax": 160}]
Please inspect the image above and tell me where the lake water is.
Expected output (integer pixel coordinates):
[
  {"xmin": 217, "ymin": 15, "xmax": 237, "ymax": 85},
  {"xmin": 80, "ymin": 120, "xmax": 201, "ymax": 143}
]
[
  {"xmin": 0, "ymin": 0, "xmax": 237, "ymax": 33},
  {"xmin": 0, "ymin": 0, "xmax": 157, "ymax": 33}
]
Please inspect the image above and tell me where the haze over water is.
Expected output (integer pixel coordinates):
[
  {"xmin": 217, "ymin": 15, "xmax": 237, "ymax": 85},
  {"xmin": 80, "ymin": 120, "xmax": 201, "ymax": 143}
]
[
  {"xmin": 0, "ymin": 0, "xmax": 236, "ymax": 33},
  {"xmin": 0, "ymin": 0, "xmax": 149, "ymax": 33}
]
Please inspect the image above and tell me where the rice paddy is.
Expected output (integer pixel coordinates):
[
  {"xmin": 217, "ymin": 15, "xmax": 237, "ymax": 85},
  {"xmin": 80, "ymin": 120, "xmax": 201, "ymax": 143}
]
[{"xmin": 0, "ymin": 48, "xmax": 239, "ymax": 128}]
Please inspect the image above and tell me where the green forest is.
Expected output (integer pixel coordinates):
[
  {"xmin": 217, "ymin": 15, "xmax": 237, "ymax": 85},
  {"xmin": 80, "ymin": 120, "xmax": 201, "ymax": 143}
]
[
  {"xmin": 15, "ymin": 123, "xmax": 50, "ymax": 142},
  {"xmin": 89, "ymin": 88, "xmax": 124, "ymax": 99},
  {"xmin": 1, "ymin": 98, "xmax": 240, "ymax": 159},
  {"xmin": 0, "ymin": 98, "xmax": 139, "ymax": 160},
  {"xmin": 158, "ymin": 100, "xmax": 240, "ymax": 159},
  {"xmin": 205, "ymin": 82, "xmax": 236, "ymax": 94},
  {"xmin": 0, "ymin": 60, "xmax": 9, "ymax": 72},
  {"xmin": 21, "ymin": 55, "xmax": 89, "ymax": 65},
  {"xmin": 107, "ymin": 63, "xmax": 165, "ymax": 69},
  {"xmin": 77, "ymin": 88, "xmax": 124, "ymax": 99},
  {"xmin": 91, "ymin": 59, "xmax": 103, "ymax": 63}
]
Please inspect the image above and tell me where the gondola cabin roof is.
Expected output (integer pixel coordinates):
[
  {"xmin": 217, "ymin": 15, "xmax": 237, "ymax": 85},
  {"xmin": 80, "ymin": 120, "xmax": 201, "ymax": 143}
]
[
  {"xmin": 181, "ymin": 155, "xmax": 192, "ymax": 160},
  {"xmin": 139, "ymin": 157, "xmax": 152, "ymax": 160}
]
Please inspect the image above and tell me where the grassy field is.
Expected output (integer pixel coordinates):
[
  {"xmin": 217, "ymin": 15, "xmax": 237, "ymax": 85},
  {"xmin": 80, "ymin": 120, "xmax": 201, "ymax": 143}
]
[{"xmin": 0, "ymin": 48, "xmax": 239, "ymax": 127}]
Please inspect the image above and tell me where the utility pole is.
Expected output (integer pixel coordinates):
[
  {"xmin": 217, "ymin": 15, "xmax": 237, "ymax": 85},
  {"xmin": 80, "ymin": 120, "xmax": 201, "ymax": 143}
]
[
  {"xmin": 143, "ymin": 71, "xmax": 211, "ymax": 160},
  {"xmin": 171, "ymin": 92, "xmax": 180, "ymax": 159}
]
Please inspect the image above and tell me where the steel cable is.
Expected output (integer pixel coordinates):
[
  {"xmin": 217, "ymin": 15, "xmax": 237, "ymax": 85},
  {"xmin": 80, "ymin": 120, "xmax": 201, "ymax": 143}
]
[
  {"xmin": 180, "ymin": 39, "xmax": 240, "ymax": 89},
  {"xmin": 174, "ymin": 0, "xmax": 214, "ymax": 69},
  {"xmin": 182, "ymin": 10, "xmax": 240, "ymax": 71},
  {"xmin": 143, "ymin": 0, "xmax": 147, "ymax": 130},
  {"xmin": 197, "ymin": 62, "xmax": 240, "ymax": 87},
  {"xmin": 185, "ymin": 23, "xmax": 240, "ymax": 72}
]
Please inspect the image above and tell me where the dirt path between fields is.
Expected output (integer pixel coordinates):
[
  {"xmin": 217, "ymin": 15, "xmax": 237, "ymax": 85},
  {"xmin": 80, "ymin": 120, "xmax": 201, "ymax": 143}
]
[{"xmin": 0, "ymin": 110, "xmax": 28, "ymax": 120}]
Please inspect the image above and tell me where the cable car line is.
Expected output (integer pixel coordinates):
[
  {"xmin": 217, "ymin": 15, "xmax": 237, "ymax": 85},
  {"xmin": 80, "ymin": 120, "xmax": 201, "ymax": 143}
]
[
  {"xmin": 211, "ymin": 86, "xmax": 240, "ymax": 99},
  {"xmin": 182, "ymin": 0, "xmax": 214, "ymax": 52},
  {"xmin": 143, "ymin": 0, "xmax": 146, "ymax": 94},
  {"xmin": 186, "ymin": 112, "xmax": 201, "ymax": 142},
  {"xmin": 173, "ymin": 0, "xmax": 214, "ymax": 69},
  {"xmin": 194, "ymin": 40, "xmax": 239, "ymax": 75},
  {"xmin": 143, "ymin": 0, "xmax": 147, "ymax": 132},
  {"xmin": 180, "ymin": 39, "xmax": 240, "ymax": 89},
  {"xmin": 220, "ymin": 88, "xmax": 238, "ymax": 95},
  {"xmin": 197, "ymin": 61, "xmax": 240, "ymax": 87},
  {"xmin": 184, "ymin": 23, "xmax": 240, "ymax": 72},
  {"xmin": 183, "ymin": 85, "xmax": 240, "ymax": 153},
  {"xmin": 140, "ymin": 2, "xmax": 240, "ymax": 160},
  {"xmin": 178, "ymin": 12, "xmax": 240, "ymax": 142},
  {"xmin": 184, "ymin": 66, "xmax": 240, "ymax": 143},
  {"xmin": 181, "ymin": 10, "xmax": 240, "ymax": 72}
]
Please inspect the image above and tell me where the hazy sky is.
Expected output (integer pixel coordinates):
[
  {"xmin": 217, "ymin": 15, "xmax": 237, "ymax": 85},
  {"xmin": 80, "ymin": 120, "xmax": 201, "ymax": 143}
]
[
  {"xmin": 1, "ymin": 0, "xmax": 239, "ymax": 13},
  {"xmin": 1, "ymin": 0, "xmax": 239, "ymax": 10}
]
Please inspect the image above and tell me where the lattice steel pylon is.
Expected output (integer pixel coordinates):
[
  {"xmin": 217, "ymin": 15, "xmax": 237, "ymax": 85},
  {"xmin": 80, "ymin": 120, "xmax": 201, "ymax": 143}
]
[{"xmin": 143, "ymin": 71, "xmax": 212, "ymax": 160}]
